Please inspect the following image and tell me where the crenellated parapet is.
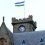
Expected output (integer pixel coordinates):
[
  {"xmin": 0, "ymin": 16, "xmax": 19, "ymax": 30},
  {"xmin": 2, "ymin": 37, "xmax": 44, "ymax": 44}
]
[
  {"xmin": 12, "ymin": 15, "xmax": 33, "ymax": 23},
  {"xmin": 12, "ymin": 15, "xmax": 37, "ymax": 32}
]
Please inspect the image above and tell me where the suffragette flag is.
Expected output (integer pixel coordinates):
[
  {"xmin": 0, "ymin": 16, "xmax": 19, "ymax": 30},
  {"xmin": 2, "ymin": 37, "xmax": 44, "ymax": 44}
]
[
  {"xmin": 15, "ymin": 1, "xmax": 25, "ymax": 18},
  {"xmin": 15, "ymin": 1, "xmax": 24, "ymax": 7}
]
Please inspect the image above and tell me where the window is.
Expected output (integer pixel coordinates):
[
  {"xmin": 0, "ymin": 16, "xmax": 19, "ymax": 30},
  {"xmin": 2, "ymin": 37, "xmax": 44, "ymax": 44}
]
[
  {"xmin": 40, "ymin": 38, "xmax": 44, "ymax": 42},
  {"xmin": 0, "ymin": 38, "xmax": 7, "ymax": 45},
  {"xmin": 18, "ymin": 25, "xmax": 25, "ymax": 32},
  {"xmin": 22, "ymin": 40, "xmax": 25, "ymax": 45}
]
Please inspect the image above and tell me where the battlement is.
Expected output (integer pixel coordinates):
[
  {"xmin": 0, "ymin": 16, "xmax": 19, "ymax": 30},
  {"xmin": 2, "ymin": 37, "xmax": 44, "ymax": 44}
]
[
  {"xmin": 12, "ymin": 15, "xmax": 33, "ymax": 23},
  {"xmin": 12, "ymin": 15, "xmax": 37, "ymax": 29}
]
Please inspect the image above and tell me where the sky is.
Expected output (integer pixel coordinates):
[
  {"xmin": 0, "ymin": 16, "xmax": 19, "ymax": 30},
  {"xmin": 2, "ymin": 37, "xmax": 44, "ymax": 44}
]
[{"xmin": 0, "ymin": 0, "xmax": 45, "ymax": 32}]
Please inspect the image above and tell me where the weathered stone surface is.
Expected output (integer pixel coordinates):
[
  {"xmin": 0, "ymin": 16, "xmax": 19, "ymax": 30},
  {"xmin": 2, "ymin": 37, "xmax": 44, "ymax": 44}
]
[
  {"xmin": 0, "ymin": 21, "xmax": 13, "ymax": 45},
  {"xmin": 12, "ymin": 15, "xmax": 37, "ymax": 33}
]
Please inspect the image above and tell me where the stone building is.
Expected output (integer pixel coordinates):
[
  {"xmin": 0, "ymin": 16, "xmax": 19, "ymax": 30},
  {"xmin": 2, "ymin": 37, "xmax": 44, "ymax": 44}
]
[
  {"xmin": 12, "ymin": 15, "xmax": 45, "ymax": 45},
  {"xmin": 0, "ymin": 17, "xmax": 13, "ymax": 45},
  {"xmin": 0, "ymin": 15, "xmax": 45, "ymax": 45},
  {"xmin": 12, "ymin": 15, "xmax": 37, "ymax": 33}
]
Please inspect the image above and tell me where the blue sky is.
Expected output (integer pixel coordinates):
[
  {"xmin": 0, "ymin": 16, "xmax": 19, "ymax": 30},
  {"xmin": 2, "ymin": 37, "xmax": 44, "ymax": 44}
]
[{"xmin": 0, "ymin": 0, "xmax": 45, "ymax": 32}]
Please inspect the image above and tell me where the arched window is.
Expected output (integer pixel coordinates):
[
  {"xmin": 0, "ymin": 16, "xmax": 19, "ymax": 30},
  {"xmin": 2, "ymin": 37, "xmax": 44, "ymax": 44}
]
[{"xmin": 0, "ymin": 38, "xmax": 7, "ymax": 45}]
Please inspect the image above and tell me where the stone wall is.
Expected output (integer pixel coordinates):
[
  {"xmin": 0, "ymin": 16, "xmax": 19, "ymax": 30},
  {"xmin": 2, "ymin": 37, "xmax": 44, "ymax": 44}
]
[{"xmin": 12, "ymin": 15, "xmax": 37, "ymax": 32}]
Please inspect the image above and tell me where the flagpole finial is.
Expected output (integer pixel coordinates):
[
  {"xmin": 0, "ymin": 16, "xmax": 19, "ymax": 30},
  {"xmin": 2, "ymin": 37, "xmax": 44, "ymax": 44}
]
[{"xmin": 3, "ymin": 16, "xmax": 5, "ymax": 22}]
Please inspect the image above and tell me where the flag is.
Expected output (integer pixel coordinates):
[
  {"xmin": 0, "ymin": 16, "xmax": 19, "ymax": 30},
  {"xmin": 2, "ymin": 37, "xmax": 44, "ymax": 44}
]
[{"xmin": 15, "ymin": 1, "xmax": 24, "ymax": 7}]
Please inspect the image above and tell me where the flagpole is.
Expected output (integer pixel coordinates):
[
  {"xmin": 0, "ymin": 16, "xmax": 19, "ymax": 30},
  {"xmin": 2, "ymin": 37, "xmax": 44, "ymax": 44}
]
[
  {"xmin": 24, "ymin": 0, "xmax": 25, "ymax": 18},
  {"xmin": 15, "ymin": 1, "xmax": 25, "ymax": 18}
]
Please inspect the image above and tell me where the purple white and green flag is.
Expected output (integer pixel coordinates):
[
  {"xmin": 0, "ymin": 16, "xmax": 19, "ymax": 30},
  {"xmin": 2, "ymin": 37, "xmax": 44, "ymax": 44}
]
[{"xmin": 15, "ymin": 1, "xmax": 24, "ymax": 7}]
